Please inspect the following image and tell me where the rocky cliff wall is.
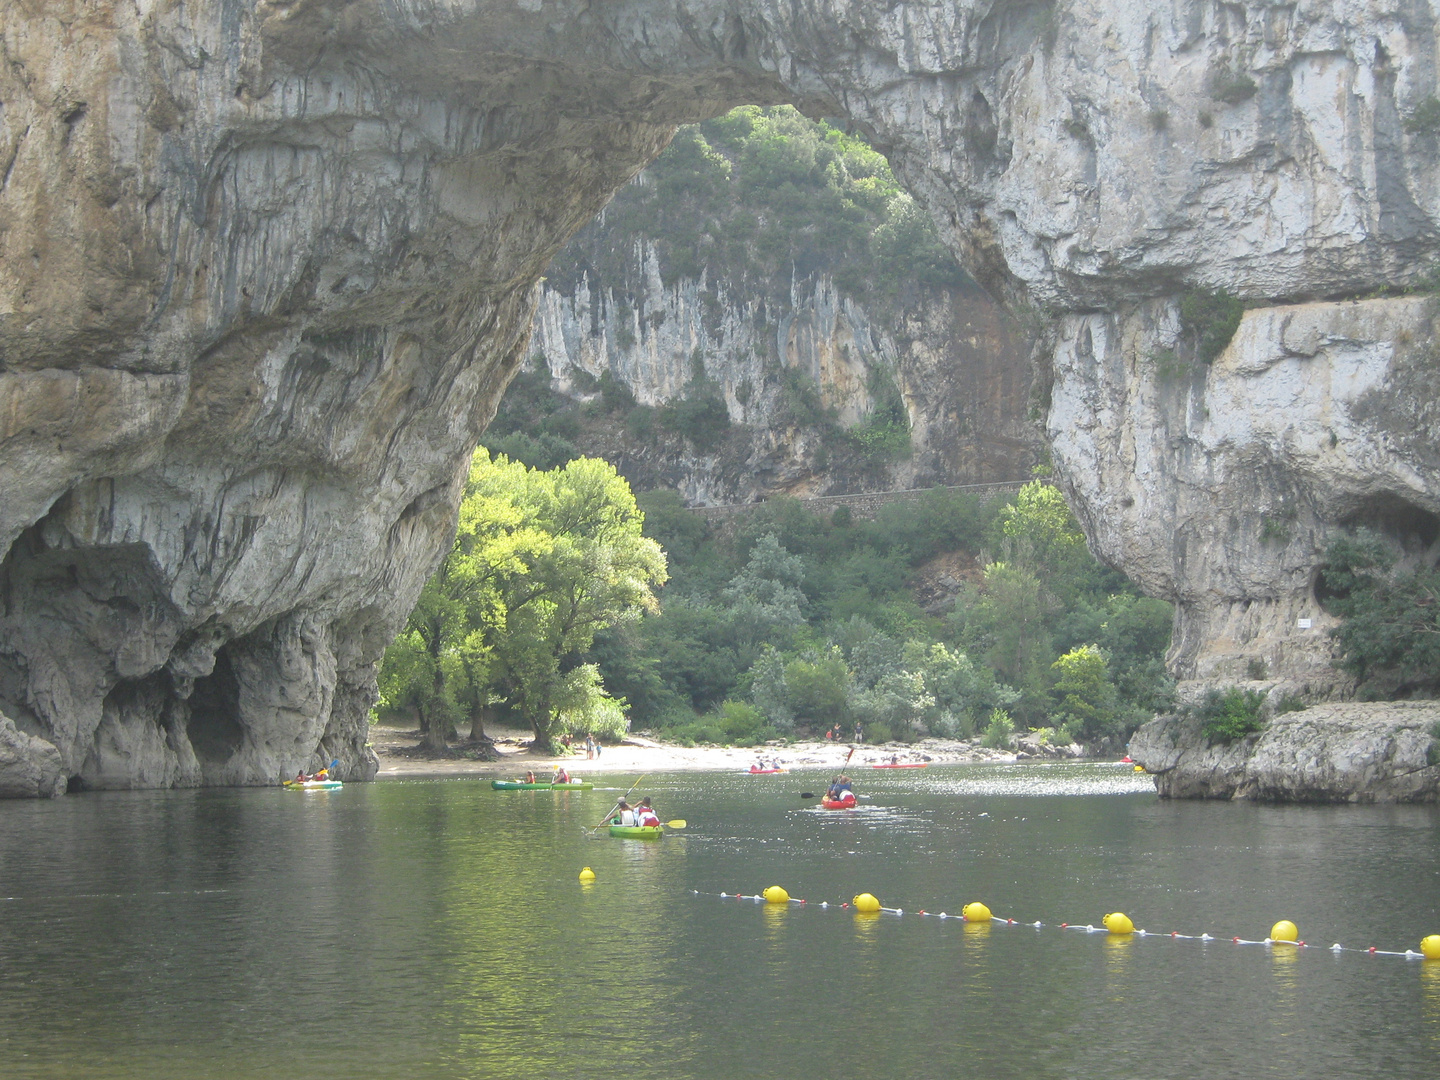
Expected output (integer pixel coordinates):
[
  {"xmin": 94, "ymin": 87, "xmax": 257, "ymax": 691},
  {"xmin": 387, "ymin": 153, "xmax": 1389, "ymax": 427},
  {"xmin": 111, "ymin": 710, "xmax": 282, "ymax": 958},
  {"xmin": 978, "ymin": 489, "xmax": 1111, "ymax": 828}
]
[
  {"xmin": 531, "ymin": 244, "xmax": 1034, "ymax": 504},
  {"xmin": 1130, "ymin": 703, "xmax": 1440, "ymax": 802},
  {"xmin": 3, "ymin": 1, "xmax": 1439, "ymax": 794},
  {"xmin": 1052, "ymin": 296, "xmax": 1440, "ymax": 697}
]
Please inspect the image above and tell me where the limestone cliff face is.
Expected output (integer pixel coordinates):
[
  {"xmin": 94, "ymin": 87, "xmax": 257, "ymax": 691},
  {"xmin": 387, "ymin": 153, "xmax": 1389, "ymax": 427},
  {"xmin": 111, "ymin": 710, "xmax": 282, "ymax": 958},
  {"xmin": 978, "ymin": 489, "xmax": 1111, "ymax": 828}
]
[
  {"xmin": 531, "ymin": 239, "xmax": 1034, "ymax": 504},
  {"xmin": 1051, "ymin": 296, "xmax": 1440, "ymax": 698},
  {"xmin": 2, "ymin": 1, "xmax": 1439, "ymax": 794},
  {"xmin": 1129, "ymin": 704, "xmax": 1440, "ymax": 802}
]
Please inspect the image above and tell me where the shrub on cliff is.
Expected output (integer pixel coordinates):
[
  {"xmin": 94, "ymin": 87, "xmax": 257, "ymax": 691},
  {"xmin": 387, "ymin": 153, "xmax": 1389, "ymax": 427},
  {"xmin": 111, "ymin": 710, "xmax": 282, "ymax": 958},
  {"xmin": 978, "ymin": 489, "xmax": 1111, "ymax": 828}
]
[
  {"xmin": 1197, "ymin": 687, "xmax": 1268, "ymax": 743},
  {"xmin": 1179, "ymin": 288, "xmax": 1245, "ymax": 364}
]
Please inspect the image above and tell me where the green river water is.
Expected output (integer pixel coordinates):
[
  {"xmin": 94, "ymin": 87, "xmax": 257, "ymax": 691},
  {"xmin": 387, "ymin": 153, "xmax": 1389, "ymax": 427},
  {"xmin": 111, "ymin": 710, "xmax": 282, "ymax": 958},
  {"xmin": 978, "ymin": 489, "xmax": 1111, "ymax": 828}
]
[{"xmin": 1, "ymin": 763, "xmax": 1437, "ymax": 1079}]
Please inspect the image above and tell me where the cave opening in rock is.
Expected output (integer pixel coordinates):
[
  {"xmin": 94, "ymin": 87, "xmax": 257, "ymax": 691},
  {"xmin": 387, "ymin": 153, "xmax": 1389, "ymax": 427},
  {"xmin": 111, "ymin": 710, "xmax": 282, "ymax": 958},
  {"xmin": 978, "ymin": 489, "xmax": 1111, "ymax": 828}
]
[
  {"xmin": 187, "ymin": 646, "xmax": 246, "ymax": 768},
  {"xmin": 1339, "ymin": 491, "xmax": 1440, "ymax": 562},
  {"xmin": 1314, "ymin": 492, "xmax": 1440, "ymax": 611}
]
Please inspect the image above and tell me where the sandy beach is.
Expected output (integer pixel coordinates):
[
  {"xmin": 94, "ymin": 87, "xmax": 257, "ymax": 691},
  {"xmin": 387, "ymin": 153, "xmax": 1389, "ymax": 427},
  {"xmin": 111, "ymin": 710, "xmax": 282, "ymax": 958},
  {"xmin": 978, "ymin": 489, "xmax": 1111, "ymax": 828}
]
[{"xmin": 370, "ymin": 723, "xmax": 1026, "ymax": 780}]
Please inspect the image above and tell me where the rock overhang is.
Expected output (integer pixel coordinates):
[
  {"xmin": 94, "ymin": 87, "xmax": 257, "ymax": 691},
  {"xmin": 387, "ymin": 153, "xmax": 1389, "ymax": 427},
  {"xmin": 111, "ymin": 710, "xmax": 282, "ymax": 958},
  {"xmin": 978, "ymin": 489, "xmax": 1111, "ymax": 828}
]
[{"xmin": 1, "ymin": 0, "xmax": 1437, "ymax": 793}]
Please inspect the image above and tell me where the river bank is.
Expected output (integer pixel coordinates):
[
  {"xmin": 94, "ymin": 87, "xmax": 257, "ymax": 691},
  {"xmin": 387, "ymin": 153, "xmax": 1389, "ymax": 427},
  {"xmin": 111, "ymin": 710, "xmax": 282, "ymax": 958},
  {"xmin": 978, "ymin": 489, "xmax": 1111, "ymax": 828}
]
[{"xmin": 369, "ymin": 724, "xmax": 1035, "ymax": 780}]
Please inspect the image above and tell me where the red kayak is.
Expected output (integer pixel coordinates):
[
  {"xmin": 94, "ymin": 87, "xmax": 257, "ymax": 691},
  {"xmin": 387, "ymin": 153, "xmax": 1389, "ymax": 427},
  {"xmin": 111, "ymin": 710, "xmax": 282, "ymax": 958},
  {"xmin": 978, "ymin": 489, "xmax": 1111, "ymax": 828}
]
[
  {"xmin": 871, "ymin": 762, "xmax": 927, "ymax": 769},
  {"xmin": 820, "ymin": 794, "xmax": 857, "ymax": 809},
  {"xmin": 748, "ymin": 767, "xmax": 785, "ymax": 774}
]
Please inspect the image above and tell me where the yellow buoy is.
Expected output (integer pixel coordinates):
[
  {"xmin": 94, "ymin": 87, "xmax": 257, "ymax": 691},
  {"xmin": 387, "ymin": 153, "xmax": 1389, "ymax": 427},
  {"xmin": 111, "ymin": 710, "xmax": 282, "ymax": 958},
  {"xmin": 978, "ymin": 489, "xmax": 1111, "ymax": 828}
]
[
  {"xmin": 962, "ymin": 902, "xmax": 992, "ymax": 922},
  {"xmin": 1103, "ymin": 912, "xmax": 1135, "ymax": 935},
  {"xmin": 852, "ymin": 892, "xmax": 881, "ymax": 913},
  {"xmin": 1133, "ymin": 764, "xmax": 1146, "ymax": 772},
  {"xmin": 1421, "ymin": 934, "xmax": 1440, "ymax": 960},
  {"xmin": 763, "ymin": 885, "xmax": 790, "ymax": 904},
  {"xmin": 578, "ymin": 867, "xmax": 595, "ymax": 883},
  {"xmin": 1270, "ymin": 919, "xmax": 1299, "ymax": 943}
]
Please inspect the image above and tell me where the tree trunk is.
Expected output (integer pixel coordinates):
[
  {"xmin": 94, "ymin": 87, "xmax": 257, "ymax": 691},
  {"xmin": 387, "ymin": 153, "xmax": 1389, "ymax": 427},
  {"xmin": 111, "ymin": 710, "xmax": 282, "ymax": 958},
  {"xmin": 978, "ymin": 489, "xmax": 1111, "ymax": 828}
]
[
  {"xmin": 468, "ymin": 705, "xmax": 490, "ymax": 744},
  {"xmin": 467, "ymin": 705, "xmax": 499, "ymax": 760},
  {"xmin": 418, "ymin": 676, "xmax": 449, "ymax": 753},
  {"xmin": 527, "ymin": 693, "xmax": 561, "ymax": 755}
]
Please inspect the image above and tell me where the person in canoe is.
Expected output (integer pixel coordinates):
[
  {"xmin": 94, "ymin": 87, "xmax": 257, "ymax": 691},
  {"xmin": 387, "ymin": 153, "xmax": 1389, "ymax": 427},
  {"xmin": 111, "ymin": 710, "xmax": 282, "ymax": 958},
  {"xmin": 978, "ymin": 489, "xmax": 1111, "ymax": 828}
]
[
  {"xmin": 637, "ymin": 797, "xmax": 660, "ymax": 827},
  {"xmin": 293, "ymin": 769, "xmax": 309, "ymax": 784},
  {"xmin": 613, "ymin": 798, "xmax": 638, "ymax": 826},
  {"xmin": 522, "ymin": 771, "xmax": 537, "ymax": 784},
  {"xmin": 890, "ymin": 754, "xmax": 900, "ymax": 766},
  {"xmin": 553, "ymin": 765, "xmax": 572, "ymax": 784},
  {"xmin": 827, "ymin": 775, "xmax": 854, "ymax": 798}
]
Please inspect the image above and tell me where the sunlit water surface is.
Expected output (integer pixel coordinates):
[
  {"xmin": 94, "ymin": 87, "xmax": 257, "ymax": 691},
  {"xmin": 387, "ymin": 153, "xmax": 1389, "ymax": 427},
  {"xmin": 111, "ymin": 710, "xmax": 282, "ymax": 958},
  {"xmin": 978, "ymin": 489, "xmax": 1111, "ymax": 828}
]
[{"xmin": 1, "ymin": 763, "xmax": 1437, "ymax": 1079}]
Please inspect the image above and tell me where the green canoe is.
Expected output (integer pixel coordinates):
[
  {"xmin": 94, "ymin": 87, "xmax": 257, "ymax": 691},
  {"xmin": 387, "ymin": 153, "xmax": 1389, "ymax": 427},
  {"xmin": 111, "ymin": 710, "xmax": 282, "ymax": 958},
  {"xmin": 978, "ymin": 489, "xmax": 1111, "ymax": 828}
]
[
  {"xmin": 491, "ymin": 779, "xmax": 594, "ymax": 790},
  {"xmin": 608, "ymin": 825, "xmax": 664, "ymax": 839}
]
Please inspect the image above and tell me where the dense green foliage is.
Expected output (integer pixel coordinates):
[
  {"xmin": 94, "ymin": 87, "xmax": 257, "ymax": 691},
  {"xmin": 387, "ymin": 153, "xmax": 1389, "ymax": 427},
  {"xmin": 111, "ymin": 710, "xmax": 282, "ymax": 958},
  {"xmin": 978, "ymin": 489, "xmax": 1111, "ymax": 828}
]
[
  {"xmin": 1196, "ymin": 686, "xmax": 1268, "ymax": 743},
  {"xmin": 376, "ymin": 453, "xmax": 667, "ymax": 752},
  {"xmin": 1319, "ymin": 531, "xmax": 1440, "ymax": 697},
  {"xmin": 590, "ymin": 105, "xmax": 968, "ymax": 304},
  {"xmin": 1179, "ymin": 289, "xmax": 1245, "ymax": 363},
  {"xmin": 586, "ymin": 480, "xmax": 1175, "ymax": 748}
]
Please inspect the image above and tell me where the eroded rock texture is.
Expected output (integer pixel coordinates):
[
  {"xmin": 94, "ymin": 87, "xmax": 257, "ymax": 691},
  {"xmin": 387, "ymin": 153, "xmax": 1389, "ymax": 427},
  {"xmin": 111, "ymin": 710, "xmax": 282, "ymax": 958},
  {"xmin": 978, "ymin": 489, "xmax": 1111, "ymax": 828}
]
[
  {"xmin": 2, "ymin": 1, "xmax": 1438, "ymax": 793},
  {"xmin": 1130, "ymin": 703, "xmax": 1440, "ymax": 802},
  {"xmin": 532, "ymin": 257, "xmax": 1035, "ymax": 505}
]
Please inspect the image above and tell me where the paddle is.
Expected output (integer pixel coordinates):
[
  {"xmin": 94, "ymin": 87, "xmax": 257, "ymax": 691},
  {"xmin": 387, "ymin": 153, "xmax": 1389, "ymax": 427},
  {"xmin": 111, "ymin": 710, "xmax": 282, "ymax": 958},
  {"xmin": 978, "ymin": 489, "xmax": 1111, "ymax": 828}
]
[
  {"xmin": 593, "ymin": 773, "xmax": 646, "ymax": 830},
  {"xmin": 800, "ymin": 745, "xmax": 857, "ymax": 800},
  {"xmin": 664, "ymin": 819, "xmax": 686, "ymax": 829}
]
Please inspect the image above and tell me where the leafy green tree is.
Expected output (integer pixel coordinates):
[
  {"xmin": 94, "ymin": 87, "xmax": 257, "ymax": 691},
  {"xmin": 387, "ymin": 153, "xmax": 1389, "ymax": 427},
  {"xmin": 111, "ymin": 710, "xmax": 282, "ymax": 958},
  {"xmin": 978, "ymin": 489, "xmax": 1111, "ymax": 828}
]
[
  {"xmin": 957, "ymin": 561, "xmax": 1054, "ymax": 724},
  {"xmin": 783, "ymin": 649, "xmax": 852, "ymax": 726},
  {"xmin": 721, "ymin": 533, "xmax": 808, "ymax": 645},
  {"xmin": 485, "ymin": 456, "xmax": 668, "ymax": 751},
  {"xmin": 378, "ymin": 453, "xmax": 666, "ymax": 753},
  {"xmin": 997, "ymin": 479, "xmax": 1088, "ymax": 588},
  {"xmin": 1049, "ymin": 644, "xmax": 1118, "ymax": 743}
]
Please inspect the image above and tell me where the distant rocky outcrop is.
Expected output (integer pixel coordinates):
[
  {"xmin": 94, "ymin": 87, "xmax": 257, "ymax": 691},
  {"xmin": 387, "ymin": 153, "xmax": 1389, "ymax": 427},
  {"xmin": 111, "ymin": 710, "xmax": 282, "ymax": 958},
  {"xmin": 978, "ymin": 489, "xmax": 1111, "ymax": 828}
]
[
  {"xmin": 1130, "ymin": 704, "xmax": 1440, "ymax": 803},
  {"xmin": 530, "ymin": 168, "xmax": 1037, "ymax": 503}
]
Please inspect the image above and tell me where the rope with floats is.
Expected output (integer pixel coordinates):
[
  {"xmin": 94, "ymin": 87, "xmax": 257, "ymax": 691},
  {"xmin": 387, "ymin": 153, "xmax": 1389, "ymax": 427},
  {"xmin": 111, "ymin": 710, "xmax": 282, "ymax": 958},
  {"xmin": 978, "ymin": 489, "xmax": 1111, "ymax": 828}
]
[{"xmin": 692, "ymin": 889, "xmax": 1440, "ymax": 962}]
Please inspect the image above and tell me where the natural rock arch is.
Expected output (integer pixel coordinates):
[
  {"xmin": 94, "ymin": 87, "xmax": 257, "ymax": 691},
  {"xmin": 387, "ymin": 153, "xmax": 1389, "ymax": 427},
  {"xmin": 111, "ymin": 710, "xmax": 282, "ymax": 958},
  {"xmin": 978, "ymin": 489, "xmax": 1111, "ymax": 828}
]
[{"xmin": 1, "ymin": 1, "xmax": 1437, "ymax": 794}]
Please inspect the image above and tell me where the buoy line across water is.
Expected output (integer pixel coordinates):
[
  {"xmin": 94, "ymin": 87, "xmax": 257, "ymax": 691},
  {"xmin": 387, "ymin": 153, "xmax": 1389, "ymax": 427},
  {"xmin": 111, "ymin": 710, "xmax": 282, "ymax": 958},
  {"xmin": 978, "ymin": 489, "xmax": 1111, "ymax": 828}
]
[{"xmin": 693, "ymin": 891, "xmax": 1440, "ymax": 964}]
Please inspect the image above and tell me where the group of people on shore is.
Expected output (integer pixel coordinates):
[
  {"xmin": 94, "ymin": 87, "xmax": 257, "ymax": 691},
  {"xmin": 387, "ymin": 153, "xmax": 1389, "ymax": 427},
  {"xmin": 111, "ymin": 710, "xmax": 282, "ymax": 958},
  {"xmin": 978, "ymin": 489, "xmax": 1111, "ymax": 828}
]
[
  {"xmin": 612, "ymin": 797, "xmax": 660, "ymax": 827},
  {"xmin": 558, "ymin": 734, "xmax": 603, "ymax": 758},
  {"xmin": 823, "ymin": 725, "xmax": 862, "ymax": 742}
]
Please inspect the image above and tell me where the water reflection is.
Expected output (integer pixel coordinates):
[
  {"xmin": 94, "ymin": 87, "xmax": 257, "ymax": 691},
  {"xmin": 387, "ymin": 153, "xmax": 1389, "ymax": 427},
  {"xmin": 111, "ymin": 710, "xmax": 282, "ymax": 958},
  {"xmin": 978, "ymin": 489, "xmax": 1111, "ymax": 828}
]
[{"xmin": 0, "ymin": 770, "xmax": 1434, "ymax": 1080}]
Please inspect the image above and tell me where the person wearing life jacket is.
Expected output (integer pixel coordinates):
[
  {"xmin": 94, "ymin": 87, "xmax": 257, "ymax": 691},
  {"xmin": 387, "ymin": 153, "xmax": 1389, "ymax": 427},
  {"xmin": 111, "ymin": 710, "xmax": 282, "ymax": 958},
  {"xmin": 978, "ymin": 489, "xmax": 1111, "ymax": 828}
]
[
  {"xmin": 636, "ymin": 797, "xmax": 660, "ymax": 827},
  {"xmin": 614, "ymin": 798, "xmax": 638, "ymax": 827},
  {"xmin": 554, "ymin": 765, "xmax": 571, "ymax": 784}
]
